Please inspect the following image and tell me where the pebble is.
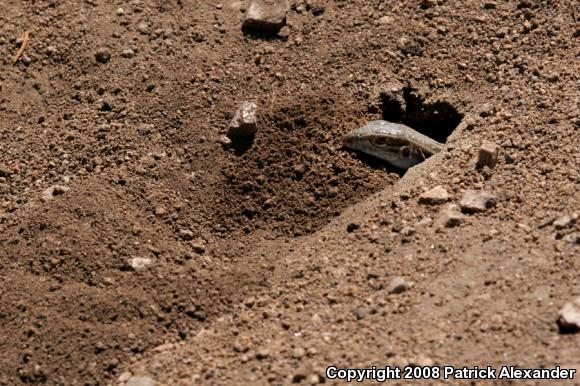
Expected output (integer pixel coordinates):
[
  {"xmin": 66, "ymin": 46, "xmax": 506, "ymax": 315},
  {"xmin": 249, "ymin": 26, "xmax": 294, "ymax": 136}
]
[
  {"xmin": 562, "ymin": 233, "xmax": 579, "ymax": 244},
  {"xmin": 243, "ymin": 0, "xmax": 289, "ymax": 33},
  {"xmin": 388, "ymin": 276, "xmax": 407, "ymax": 294},
  {"xmin": 126, "ymin": 257, "xmax": 153, "ymax": 270},
  {"xmin": 435, "ymin": 206, "xmax": 465, "ymax": 228},
  {"xmin": 553, "ymin": 214, "xmax": 575, "ymax": 229},
  {"xmin": 378, "ymin": 15, "xmax": 394, "ymax": 24},
  {"xmin": 476, "ymin": 141, "xmax": 500, "ymax": 169},
  {"xmin": 95, "ymin": 48, "xmax": 111, "ymax": 64},
  {"xmin": 46, "ymin": 46, "xmax": 57, "ymax": 55},
  {"xmin": 191, "ymin": 241, "xmax": 206, "ymax": 254},
  {"xmin": 479, "ymin": 103, "xmax": 495, "ymax": 117},
  {"xmin": 228, "ymin": 101, "xmax": 258, "ymax": 136},
  {"xmin": 558, "ymin": 296, "xmax": 580, "ymax": 333},
  {"xmin": 122, "ymin": 48, "xmax": 135, "ymax": 58},
  {"xmin": 0, "ymin": 164, "xmax": 12, "ymax": 177},
  {"xmin": 256, "ymin": 347, "xmax": 270, "ymax": 359},
  {"xmin": 116, "ymin": 7, "xmax": 125, "ymax": 16},
  {"xmin": 178, "ymin": 229, "xmax": 194, "ymax": 240},
  {"xmin": 125, "ymin": 376, "xmax": 156, "ymax": 386},
  {"xmin": 219, "ymin": 135, "xmax": 233, "ymax": 147},
  {"xmin": 459, "ymin": 190, "xmax": 497, "ymax": 213},
  {"xmin": 137, "ymin": 22, "xmax": 149, "ymax": 34},
  {"xmin": 278, "ymin": 25, "xmax": 291, "ymax": 38},
  {"xmin": 400, "ymin": 226, "xmax": 415, "ymax": 237},
  {"xmin": 292, "ymin": 347, "xmax": 306, "ymax": 359},
  {"xmin": 418, "ymin": 186, "xmax": 449, "ymax": 205},
  {"xmin": 41, "ymin": 185, "xmax": 70, "ymax": 202}
]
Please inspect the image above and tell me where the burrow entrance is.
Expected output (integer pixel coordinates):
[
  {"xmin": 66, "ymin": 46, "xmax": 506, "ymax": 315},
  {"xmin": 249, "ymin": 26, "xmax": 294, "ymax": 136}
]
[
  {"xmin": 217, "ymin": 88, "xmax": 462, "ymax": 238},
  {"xmin": 378, "ymin": 86, "xmax": 463, "ymax": 144}
]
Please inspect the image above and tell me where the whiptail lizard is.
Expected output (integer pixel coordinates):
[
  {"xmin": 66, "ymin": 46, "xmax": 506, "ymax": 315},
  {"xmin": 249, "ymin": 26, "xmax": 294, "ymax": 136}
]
[{"xmin": 342, "ymin": 120, "xmax": 444, "ymax": 170}]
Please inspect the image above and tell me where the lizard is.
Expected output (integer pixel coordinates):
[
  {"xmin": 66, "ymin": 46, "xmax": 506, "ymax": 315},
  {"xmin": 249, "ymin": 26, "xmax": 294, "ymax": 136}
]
[{"xmin": 341, "ymin": 120, "xmax": 444, "ymax": 170}]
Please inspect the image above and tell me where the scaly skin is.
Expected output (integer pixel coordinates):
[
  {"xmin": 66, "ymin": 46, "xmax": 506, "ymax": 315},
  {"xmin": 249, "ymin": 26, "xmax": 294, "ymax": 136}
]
[{"xmin": 342, "ymin": 120, "xmax": 444, "ymax": 169}]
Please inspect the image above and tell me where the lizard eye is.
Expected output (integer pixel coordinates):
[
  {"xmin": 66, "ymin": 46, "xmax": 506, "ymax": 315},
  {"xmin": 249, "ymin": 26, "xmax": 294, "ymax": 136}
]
[
  {"xmin": 372, "ymin": 137, "xmax": 387, "ymax": 146},
  {"xmin": 400, "ymin": 146, "xmax": 411, "ymax": 158}
]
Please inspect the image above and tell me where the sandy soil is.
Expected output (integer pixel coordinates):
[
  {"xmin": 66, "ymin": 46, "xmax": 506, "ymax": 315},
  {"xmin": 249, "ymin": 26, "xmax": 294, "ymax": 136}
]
[{"xmin": 0, "ymin": 0, "xmax": 578, "ymax": 385}]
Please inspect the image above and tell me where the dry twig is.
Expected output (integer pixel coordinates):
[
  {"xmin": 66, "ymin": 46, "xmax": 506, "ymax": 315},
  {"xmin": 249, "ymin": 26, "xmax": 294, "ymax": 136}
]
[{"xmin": 12, "ymin": 31, "xmax": 30, "ymax": 65}]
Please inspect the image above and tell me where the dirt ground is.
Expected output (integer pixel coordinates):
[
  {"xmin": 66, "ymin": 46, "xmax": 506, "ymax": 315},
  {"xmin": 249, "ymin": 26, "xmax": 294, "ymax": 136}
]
[{"xmin": 0, "ymin": 0, "xmax": 579, "ymax": 385}]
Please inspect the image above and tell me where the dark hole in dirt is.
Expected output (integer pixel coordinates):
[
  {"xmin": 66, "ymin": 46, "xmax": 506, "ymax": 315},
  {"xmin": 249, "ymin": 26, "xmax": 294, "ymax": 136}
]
[
  {"xmin": 218, "ymin": 96, "xmax": 393, "ymax": 238},
  {"xmin": 379, "ymin": 86, "xmax": 463, "ymax": 144}
]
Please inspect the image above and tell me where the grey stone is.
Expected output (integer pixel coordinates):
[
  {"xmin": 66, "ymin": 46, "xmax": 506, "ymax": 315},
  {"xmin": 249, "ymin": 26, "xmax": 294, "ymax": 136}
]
[
  {"xmin": 418, "ymin": 186, "xmax": 449, "ymax": 205},
  {"xmin": 476, "ymin": 141, "xmax": 500, "ymax": 169},
  {"xmin": 460, "ymin": 190, "xmax": 497, "ymax": 213},
  {"xmin": 435, "ymin": 207, "xmax": 465, "ymax": 228},
  {"xmin": 127, "ymin": 257, "xmax": 153, "ymax": 270},
  {"xmin": 95, "ymin": 48, "xmax": 111, "ymax": 64},
  {"xmin": 122, "ymin": 48, "xmax": 135, "ymax": 58},
  {"xmin": 178, "ymin": 229, "xmax": 194, "ymax": 240},
  {"xmin": 228, "ymin": 101, "xmax": 258, "ymax": 136},
  {"xmin": 388, "ymin": 276, "xmax": 407, "ymax": 294},
  {"xmin": 243, "ymin": 0, "xmax": 289, "ymax": 33},
  {"xmin": 126, "ymin": 376, "xmax": 156, "ymax": 386},
  {"xmin": 479, "ymin": 103, "xmax": 495, "ymax": 117},
  {"xmin": 219, "ymin": 135, "xmax": 233, "ymax": 147},
  {"xmin": 137, "ymin": 22, "xmax": 149, "ymax": 34},
  {"xmin": 554, "ymin": 214, "xmax": 575, "ymax": 229},
  {"xmin": 558, "ymin": 296, "xmax": 580, "ymax": 333}
]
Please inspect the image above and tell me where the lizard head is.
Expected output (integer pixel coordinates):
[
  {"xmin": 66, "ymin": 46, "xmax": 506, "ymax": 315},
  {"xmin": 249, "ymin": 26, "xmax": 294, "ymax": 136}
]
[{"xmin": 342, "ymin": 124, "xmax": 430, "ymax": 170}]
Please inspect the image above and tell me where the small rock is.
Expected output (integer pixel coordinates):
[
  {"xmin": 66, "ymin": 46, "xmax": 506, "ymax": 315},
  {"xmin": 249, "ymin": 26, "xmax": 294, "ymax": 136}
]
[
  {"xmin": 116, "ymin": 7, "xmax": 125, "ymax": 16},
  {"xmin": 256, "ymin": 347, "xmax": 270, "ymax": 359},
  {"xmin": 308, "ymin": 2, "xmax": 325, "ymax": 15},
  {"xmin": 459, "ymin": 190, "xmax": 497, "ymax": 213},
  {"xmin": 46, "ymin": 46, "xmax": 57, "ymax": 55},
  {"xmin": 479, "ymin": 103, "xmax": 495, "ymax": 117},
  {"xmin": 0, "ymin": 164, "xmax": 12, "ymax": 177},
  {"xmin": 388, "ymin": 276, "xmax": 407, "ymax": 294},
  {"xmin": 292, "ymin": 347, "xmax": 305, "ymax": 359},
  {"xmin": 126, "ymin": 376, "xmax": 156, "ymax": 386},
  {"xmin": 346, "ymin": 222, "xmax": 360, "ymax": 233},
  {"xmin": 400, "ymin": 226, "xmax": 415, "ymax": 237},
  {"xmin": 243, "ymin": 0, "xmax": 289, "ymax": 33},
  {"xmin": 121, "ymin": 48, "xmax": 135, "ymax": 58},
  {"xmin": 41, "ymin": 185, "xmax": 70, "ymax": 202},
  {"xmin": 95, "ymin": 48, "xmax": 111, "ymax": 64},
  {"xmin": 546, "ymin": 73, "xmax": 559, "ymax": 82},
  {"xmin": 178, "ymin": 229, "xmax": 194, "ymax": 240},
  {"xmin": 137, "ymin": 22, "xmax": 149, "ymax": 34},
  {"xmin": 228, "ymin": 101, "xmax": 258, "ymax": 136},
  {"xmin": 219, "ymin": 135, "xmax": 233, "ymax": 147},
  {"xmin": 418, "ymin": 186, "xmax": 449, "ymax": 205},
  {"xmin": 553, "ymin": 215, "xmax": 574, "ymax": 229},
  {"xmin": 118, "ymin": 372, "xmax": 132, "ymax": 383},
  {"xmin": 562, "ymin": 232, "xmax": 579, "ymax": 244},
  {"xmin": 435, "ymin": 206, "xmax": 465, "ymax": 228},
  {"xmin": 378, "ymin": 15, "xmax": 394, "ymax": 24},
  {"xmin": 495, "ymin": 27, "xmax": 508, "ymax": 38},
  {"xmin": 154, "ymin": 207, "xmax": 167, "ymax": 217},
  {"xmin": 126, "ymin": 257, "xmax": 153, "ymax": 270},
  {"xmin": 278, "ymin": 25, "xmax": 291, "ymax": 38},
  {"xmin": 476, "ymin": 141, "xmax": 500, "ymax": 169},
  {"xmin": 191, "ymin": 241, "xmax": 206, "ymax": 254},
  {"xmin": 558, "ymin": 296, "xmax": 580, "ymax": 333},
  {"xmin": 99, "ymin": 97, "xmax": 114, "ymax": 112}
]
